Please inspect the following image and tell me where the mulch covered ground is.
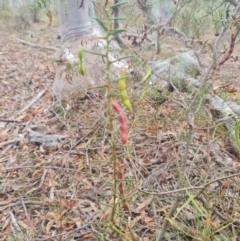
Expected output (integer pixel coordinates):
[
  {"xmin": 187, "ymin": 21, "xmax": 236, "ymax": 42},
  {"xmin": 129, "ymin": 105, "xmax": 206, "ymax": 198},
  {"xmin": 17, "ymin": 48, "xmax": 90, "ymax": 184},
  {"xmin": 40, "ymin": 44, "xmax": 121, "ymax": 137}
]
[{"xmin": 1, "ymin": 20, "xmax": 240, "ymax": 241}]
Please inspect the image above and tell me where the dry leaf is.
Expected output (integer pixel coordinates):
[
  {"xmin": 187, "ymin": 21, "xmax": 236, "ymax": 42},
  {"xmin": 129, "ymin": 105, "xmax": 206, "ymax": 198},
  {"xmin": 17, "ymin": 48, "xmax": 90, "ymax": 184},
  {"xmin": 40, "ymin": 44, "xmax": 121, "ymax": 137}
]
[
  {"xmin": 40, "ymin": 145, "xmax": 45, "ymax": 153},
  {"xmin": 136, "ymin": 196, "xmax": 152, "ymax": 212},
  {"xmin": 2, "ymin": 217, "xmax": 10, "ymax": 231},
  {"xmin": 0, "ymin": 199, "xmax": 16, "ymax": 206},
  {"xmin": 18, "ymin": 113, "xmax": 31, "ymax": 121},
  {"xmin": 59, "ymin": 198, "xmax": 76, "ymax": 210},
  {"xmin": 18, "ymin": 220, "xmax": 32, "ymax": 230},
  {"xmin": 100, "ymin": 198, "xmax": 118, "ymax": 221},
  {"xmin": 220, "ymin": 179, "xmax": 231, "ymax": 198}
]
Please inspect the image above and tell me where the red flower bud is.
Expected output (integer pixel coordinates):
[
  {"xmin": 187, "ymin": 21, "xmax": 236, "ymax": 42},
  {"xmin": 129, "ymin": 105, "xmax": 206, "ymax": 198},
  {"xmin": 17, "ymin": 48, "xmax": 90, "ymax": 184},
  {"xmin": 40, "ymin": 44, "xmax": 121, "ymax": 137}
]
[
  {"xmin": 119, "ymin": 114, "xmax": 126, "ymax": 124},
  {"xmin": 111, "ymin": 99, "xmax": 128, "ymax": 144},
  {"xmin": 121, "ymin": 122, "xmax": 128, "ymax": 133},
  {"xmin": 121, "ymin": 133, "xmax": 128, "ymax": 144},
  {"xmin": 111, "ymin": 100, "xmax": 121, "ymax": 114}
]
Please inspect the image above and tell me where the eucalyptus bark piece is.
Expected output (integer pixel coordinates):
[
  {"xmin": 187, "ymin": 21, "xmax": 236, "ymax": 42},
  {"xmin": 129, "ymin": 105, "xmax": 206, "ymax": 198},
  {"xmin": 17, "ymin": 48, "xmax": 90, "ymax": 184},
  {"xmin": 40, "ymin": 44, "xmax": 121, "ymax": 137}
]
[{"xmin": 26, "ymin": 130, "xmax": 66, "ymax": 147}]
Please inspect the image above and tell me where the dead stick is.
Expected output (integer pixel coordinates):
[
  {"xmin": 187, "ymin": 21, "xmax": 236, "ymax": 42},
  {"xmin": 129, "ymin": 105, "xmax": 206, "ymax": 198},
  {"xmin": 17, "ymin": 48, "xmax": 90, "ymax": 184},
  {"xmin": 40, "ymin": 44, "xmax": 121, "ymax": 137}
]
[
  {"xmin": 17, "ymin": 90, "xmax": 46, "ymax": 116},
  {"xmin": 0, "ymin": 119, "xmax": 20, "ymax": 123},
  {"xmin": 16, "ymin": 38, "xmax": 59, "ymax": 52},
  {"xmin": 0, "ymin": 138, "xmax": 22, "ymax": 147}
]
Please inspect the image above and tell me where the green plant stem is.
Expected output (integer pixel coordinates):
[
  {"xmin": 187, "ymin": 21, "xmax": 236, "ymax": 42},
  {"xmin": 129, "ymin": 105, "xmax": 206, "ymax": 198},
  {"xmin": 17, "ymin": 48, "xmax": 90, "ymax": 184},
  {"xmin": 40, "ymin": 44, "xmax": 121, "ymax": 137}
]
[
  {"xmin": 104, "ymin": 9, "xmax": 118, "ymax": 223},
  {"xmin": 108, "ymin": 224, "xmax": 132, "ymax": 241}
]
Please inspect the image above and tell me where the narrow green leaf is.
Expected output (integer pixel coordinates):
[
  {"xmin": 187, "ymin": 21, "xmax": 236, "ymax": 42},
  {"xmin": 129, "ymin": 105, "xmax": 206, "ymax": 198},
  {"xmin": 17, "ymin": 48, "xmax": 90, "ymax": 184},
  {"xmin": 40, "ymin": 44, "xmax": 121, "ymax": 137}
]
[
  {"xmin": 141, "ymin": 68, "xmax": 152, "ymax": 82},
  {"xmin": 110, "ymin": 28, "xmax": 126, "ymax": 35},
  {"xmin": 94, "ymin": 18, "xmax": 108, "ymax": 30},
  {"xmin": 102, "ymin": 6, "xmax": 109, "ymax": 16},
  {"xmin": 110, "ymin": 55, "xmax": 132, "ymax": 63},
  {"xmin": 82, "ymin": 50, "xmax": 106, "ymax": 57},
  {"xmin": 110, "ymin": 17, "xmax": 127, "ymax": 21},
  {"xmin": 186, "ymin": 190, "xmax": 205, "ymax": 216},
  {"xmin": 139, "ymin": 87, "xmax": 148, "ymax": 102},
  {"xmin": 110, "ymin": 1, "xmax": 128, "ymax": 8},
  {"xmin": 235, "ymin": 120, "xmax": 240, "ymax": 149}
]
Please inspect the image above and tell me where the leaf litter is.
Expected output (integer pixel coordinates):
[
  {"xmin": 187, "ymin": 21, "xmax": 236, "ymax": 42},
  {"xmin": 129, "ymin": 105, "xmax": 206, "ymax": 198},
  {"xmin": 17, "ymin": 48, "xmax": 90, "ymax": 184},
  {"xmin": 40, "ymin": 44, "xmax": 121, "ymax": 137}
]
[{"xmin": 1, "ymin": 23, "xmax": 240, "ymax": 241}]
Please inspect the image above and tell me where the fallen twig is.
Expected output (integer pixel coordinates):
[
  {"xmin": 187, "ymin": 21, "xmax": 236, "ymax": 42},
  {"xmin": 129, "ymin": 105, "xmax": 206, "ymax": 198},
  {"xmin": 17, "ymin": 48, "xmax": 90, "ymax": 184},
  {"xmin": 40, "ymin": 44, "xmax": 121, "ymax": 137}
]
[
  {"xmin": 1, "ymin": 165, "xmax": 85, "ymax": 173},
  {"xmin": 17, "ymin": 90, "xmax": 46, "ymax": 116},
  {"xmin": 16, "ymin": 38, "xmax": 59, "ymax": 52},
  {"xmin": 0, "ymin": 119, "xmax": 20, "ymax": 123},
  {"xmin": 0, "ymin": 90, "xmax": 46, "ymax": 129},
  {"xmin": 20, "ymin": 197, "xmax": 35, "ymax": 230},
  {"xmin": 139, "ymin": 172, "xmax": 240, "ymax": 195},
  {"xmin": 0, "ymin": 137, "xmax": 22, "ymax": 147},
  {"xmin": 26, "ymin": 169, "xmax": 48, "ymax": 194}
]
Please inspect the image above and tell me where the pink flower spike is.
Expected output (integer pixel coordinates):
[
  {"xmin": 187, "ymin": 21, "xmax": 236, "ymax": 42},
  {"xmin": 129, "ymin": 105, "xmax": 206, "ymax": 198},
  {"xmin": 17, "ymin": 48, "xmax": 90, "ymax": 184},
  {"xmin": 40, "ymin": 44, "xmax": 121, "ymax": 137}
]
[
  {"xmin": 111, "ymin": 100, "xmax": 122, "ymax": 114},
  {"xmin": 121, "ymin": 133, "xmax": 128, "ymax": 144},
  {"xmin": 121, "ymin": 122, "xmax": 128, "ymax": 134},
  {"xmin": 119, "ymin": 114, "xmax": 127, "ymax": 124}
]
